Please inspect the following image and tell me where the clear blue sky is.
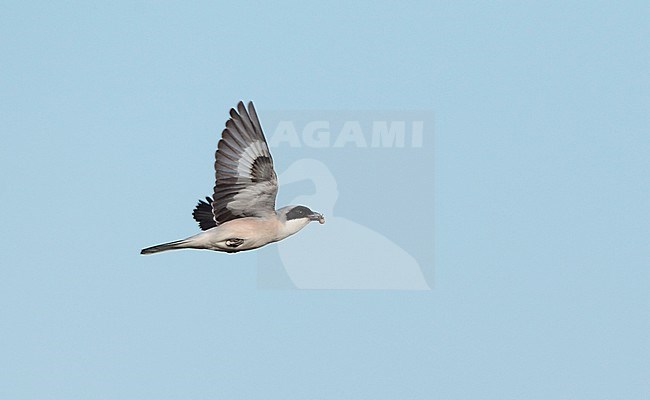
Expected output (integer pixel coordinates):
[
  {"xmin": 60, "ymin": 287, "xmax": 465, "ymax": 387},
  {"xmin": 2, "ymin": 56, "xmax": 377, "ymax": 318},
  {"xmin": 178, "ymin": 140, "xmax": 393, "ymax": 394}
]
[{"xmin": 1, "ymin": 1, "xmax": 648, "ymax": 399}]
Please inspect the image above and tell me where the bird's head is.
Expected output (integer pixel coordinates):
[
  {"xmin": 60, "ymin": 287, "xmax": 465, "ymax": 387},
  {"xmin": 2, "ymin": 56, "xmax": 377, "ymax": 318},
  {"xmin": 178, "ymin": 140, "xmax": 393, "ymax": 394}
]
[
  {"xmin": 280, "ymin": 205, "xmax": 325, "ymax": 224},
  {"xmin": 276, "ymin": 205, "xmax": 325, "ymax": 238}
]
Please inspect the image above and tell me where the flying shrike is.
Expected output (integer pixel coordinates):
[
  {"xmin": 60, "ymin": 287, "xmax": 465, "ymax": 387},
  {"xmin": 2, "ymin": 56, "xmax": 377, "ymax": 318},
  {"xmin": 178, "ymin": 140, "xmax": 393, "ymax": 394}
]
[{"xmin": 141, "ymin": 101, "xmax": 325, "ymax": 255}]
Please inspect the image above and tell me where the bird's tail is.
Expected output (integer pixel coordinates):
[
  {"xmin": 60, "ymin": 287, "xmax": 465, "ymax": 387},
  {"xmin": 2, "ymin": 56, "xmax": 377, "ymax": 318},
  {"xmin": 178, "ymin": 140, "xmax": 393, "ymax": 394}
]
[{"xmin": 140, "ymin": 238, "xmax": 194, "ymax": 255}]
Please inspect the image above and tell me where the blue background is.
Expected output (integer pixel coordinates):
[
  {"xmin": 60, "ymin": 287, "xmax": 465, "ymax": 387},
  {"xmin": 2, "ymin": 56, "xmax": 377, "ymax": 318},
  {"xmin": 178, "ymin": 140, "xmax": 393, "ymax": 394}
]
[{"xmin": 1, "ymin": 1, "xmax": 648, "ymax": 399}]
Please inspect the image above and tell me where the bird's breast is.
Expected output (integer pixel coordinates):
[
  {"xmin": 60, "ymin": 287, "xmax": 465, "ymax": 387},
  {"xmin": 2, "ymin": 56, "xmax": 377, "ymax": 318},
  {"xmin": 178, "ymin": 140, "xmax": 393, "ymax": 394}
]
[{"xmin": 206, "ymin": 217, "xmax": 282, "ymax": 250}]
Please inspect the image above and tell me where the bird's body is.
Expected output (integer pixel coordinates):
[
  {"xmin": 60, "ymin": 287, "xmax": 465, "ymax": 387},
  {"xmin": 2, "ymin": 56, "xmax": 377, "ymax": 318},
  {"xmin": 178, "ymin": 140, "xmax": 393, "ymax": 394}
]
[{"xmin": 141, "ymin": 102, "xmax": 324, "ymax": 255}]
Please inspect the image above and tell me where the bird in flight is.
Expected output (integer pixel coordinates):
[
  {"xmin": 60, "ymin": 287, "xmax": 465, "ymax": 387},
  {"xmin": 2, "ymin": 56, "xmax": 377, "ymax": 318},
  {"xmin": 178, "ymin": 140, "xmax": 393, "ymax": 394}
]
[{"xmin": 141, "ymin": 101, "xmax": 325, "ymax": 255}]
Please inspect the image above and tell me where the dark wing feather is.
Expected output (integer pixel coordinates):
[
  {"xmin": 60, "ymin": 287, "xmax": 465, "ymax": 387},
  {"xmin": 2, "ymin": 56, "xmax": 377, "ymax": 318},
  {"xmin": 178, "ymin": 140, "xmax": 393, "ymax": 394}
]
[{"xmin": 210, "ymin": 101, "xmax": 277, "ymax": 225}]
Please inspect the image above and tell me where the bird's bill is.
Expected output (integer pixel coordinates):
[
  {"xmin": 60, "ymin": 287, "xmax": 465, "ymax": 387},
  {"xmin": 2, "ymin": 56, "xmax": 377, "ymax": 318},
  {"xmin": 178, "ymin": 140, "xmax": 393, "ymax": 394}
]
[{"xmin": 308, "ymin": 212, "xmax": 325, "ymax": 224}]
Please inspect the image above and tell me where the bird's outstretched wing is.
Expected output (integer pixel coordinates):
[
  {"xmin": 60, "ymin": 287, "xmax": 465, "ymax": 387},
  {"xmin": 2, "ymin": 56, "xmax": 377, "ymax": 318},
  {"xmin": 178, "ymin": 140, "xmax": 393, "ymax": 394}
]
[{"xmin": 199, "ymin": 101, "xmax": 277, "ymax": 227}]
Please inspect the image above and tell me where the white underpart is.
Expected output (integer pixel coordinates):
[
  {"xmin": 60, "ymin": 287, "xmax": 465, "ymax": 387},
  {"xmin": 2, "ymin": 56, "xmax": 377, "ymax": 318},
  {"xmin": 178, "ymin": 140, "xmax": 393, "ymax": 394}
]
[{"xmin": 276, "ymin": 218, "xmax": 310, "ymax": 241}]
